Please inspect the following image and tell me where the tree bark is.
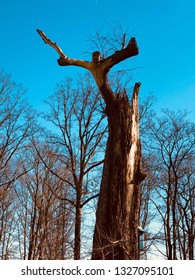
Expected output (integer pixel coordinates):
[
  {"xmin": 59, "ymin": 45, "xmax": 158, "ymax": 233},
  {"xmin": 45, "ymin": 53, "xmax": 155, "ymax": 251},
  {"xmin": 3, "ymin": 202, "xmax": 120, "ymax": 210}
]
[
  {"xmin": 37, "ymin": 30, "xmax": 146, "ymax": 259},
  {"xmin": 74, "ymin": 203, "xmax": 82, "ymax": 260},
  {"xmin": 91, "ymin": 83, "xmax": 145, "ymax": 259}
]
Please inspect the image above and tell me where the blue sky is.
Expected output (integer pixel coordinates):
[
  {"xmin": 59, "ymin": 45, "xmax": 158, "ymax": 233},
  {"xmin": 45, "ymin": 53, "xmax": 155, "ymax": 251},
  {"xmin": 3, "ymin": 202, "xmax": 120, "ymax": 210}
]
[{"xmin": 1, "ymin": 0, "xmax": 195, "ymax": 121}]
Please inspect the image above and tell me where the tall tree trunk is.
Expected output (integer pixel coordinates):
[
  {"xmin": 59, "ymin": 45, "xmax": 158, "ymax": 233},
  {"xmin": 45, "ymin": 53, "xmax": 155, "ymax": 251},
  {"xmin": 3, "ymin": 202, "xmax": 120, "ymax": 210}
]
[
  {"xmin": 91, "ymin": 84, "xmax": 145, "ymax": 259},
  {"xmin": 74, "ymin": 186, "xmax": 82, "ymax": 260},
  {"xmin": 37, "ymin": 30, "xmax": 146, "ymax": 260},
  {"xmin": 188, "ymin": 233, "xmax": 194, "ymax": 260}
]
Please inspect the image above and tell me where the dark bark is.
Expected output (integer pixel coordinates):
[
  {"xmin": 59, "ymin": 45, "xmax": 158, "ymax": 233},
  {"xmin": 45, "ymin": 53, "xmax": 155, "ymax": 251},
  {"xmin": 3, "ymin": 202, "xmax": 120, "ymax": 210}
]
[
  {"xmin": 74, "ymin": 205, "xmax": 82, "ymax": 260},
  {"xmin": 91, "ymin": 84, "xmax": 145, "ymax": 259}
]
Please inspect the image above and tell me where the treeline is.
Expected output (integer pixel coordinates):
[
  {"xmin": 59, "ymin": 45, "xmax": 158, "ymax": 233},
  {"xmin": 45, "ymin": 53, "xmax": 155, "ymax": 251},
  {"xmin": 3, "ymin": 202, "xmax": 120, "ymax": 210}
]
[
  {"xmin": 140, "ymin": 105, "xmax": 195, "ymax": 259},
  {"xmin": 0, "ymin": 70, "xmax": 194, "ymax": 259}
]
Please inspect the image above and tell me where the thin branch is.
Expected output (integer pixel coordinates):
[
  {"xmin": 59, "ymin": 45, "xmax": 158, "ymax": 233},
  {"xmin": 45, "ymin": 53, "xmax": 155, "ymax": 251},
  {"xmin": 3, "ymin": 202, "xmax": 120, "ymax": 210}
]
[
  {"xmin": 81, "ymin": 193, "xmax": 99, "ymax": 208},
  {"xmin": 84, "ymin": 159, "xmax": 104, "ymax": 175},
  {"xmin": 45, "ymin": 182, "xmax": 76, "ymax": 207},
  {"xmin": 32, "ymin": 140, "xmax": 76, "ymax": 190},
  {"xmin": 0, "ymin": 164, "xmax": 34, "ymax": 188}
]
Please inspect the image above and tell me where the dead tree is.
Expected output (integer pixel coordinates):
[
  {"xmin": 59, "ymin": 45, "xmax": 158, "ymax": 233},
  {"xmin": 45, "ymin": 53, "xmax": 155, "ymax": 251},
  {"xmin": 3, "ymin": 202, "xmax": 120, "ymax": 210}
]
[{"xmin": 37, "ymin": 29, "xmax": 146, "ymax": 259}]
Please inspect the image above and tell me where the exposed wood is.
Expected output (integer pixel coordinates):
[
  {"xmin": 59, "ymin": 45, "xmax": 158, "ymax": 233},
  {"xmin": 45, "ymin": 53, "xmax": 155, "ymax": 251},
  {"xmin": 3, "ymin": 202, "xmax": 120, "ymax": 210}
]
[
  {"xmin": 37, "ymin": 29, "xmax": 91, "ymax": 70},
  {"xmin": 36, "ymin": 29, "xmax": 66, "ymax": 58},
  {"xmin": 36, "ymin": 29, "xmax": 138, "ymax": 73},
  {"xmin": 91, "ymin": 83, "xmax": 146, "ymax": 259}
]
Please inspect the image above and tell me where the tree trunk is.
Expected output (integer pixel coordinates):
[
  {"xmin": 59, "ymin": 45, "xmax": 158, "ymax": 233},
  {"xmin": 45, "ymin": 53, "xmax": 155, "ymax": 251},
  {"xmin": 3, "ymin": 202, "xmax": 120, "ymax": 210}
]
[
  {"xmin": 188, "ymin": 234, "xmax": 194, "ymax": 260},
  {"xmin": 74, "ymin": 186, "xmax": 82, "ymax": 260},
  {"xmin": 92, "ymin": 84, "xmax": 145, "ymax": 259},
  {"xmin": 37, "ymin": 30, "xmax": 146, "ymax": 260}
]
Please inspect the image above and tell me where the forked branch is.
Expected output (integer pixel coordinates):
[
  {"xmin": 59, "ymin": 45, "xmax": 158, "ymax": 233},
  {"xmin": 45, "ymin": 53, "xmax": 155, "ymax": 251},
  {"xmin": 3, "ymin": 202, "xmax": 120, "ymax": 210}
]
[
  {"xmin": 37, "ymin": 29, "xmax": 139, "ymax": 106},
  {"xmin": 37, "ymin": 29, "xmax": 138, "ymax": 73}
]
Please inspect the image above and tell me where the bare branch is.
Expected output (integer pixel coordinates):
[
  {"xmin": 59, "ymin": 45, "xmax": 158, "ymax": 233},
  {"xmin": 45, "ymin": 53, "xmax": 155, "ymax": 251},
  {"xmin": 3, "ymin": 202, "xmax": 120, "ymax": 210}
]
[
  {"xmin": 84, "ymin": 159, "xmax": 104, "ymax": 175},
  {"xmin": 81, "ymin": 193, "xmax": 99, "ymax": 208},
  {"xmin": 32, "ymin": 140, "xmax": 76, "ymax": 190},
  {"xmin": 37, "ymin": 29, "xmax": 91, "ymax": 70},
  {"xmin": 103, "ymin": 37, "xmax": 139, "ymax": 72},
  {"xmin": 36, "ymin": 29, "xmax": 66, "ymax": 58},
  {"xmin": 45, "ymin": 182, "xmax": 76, "ymax": 207}
]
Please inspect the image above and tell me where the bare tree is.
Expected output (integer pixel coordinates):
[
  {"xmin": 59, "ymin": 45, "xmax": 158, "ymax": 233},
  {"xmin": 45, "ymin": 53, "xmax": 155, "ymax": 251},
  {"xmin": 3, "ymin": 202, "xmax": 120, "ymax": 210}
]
[
  {"xmin": 0, "ymin": 185, "xmax": 18, "ymax": 259},
  {"xmin": 0, "ymin": 71, "xmax": 38, "ymax": 186},
  {"xmin": 15, "ymin": 143, "xmax": 74, "ymax": 259},
  {"xmin": 175, "ymin": 156, "xmax": 194, "ymax": 259},
  {"xmin": 37, "ymin": 29, "xmax": 146, "ymax": 259},
  {"xmin": 145, "ymin": 110, "xmax": 195, "ymax": 259},
  {"xmin": 0, "ymin": 71, "xmax": 38, "ymax": 259},
  {"xmin": 40, "ymin": 75, "xmax": 107, "ymax": 259}
]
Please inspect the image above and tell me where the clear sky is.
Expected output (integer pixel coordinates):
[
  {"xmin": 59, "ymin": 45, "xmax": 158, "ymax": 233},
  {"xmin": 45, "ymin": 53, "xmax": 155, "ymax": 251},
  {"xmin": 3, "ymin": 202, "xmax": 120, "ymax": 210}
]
[{"xmin": 1, "ymin": 0, "xmax": 195, "ymax": 121}]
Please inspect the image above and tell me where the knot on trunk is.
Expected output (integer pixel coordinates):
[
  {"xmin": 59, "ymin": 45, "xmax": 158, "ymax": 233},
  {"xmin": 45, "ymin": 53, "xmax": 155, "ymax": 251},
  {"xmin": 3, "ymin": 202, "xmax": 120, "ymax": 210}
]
[
  {"xmin": 92, "ymin": 51, "xmax": 101, "ymax": 63},
  {"xmin": 58, "ymin": 57, "xmax": 67, "ymax": 66}
]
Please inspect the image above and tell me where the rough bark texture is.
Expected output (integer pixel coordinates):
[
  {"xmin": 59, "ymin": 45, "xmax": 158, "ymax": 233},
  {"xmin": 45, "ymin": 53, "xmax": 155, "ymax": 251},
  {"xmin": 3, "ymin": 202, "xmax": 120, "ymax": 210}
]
[
  {"xmin": 91, "ymin": 84, "xmax": 145, "ymax": 259},
  {"xmin": 37, "ymin": 30, "xmax": 146, "ymax": 259}
]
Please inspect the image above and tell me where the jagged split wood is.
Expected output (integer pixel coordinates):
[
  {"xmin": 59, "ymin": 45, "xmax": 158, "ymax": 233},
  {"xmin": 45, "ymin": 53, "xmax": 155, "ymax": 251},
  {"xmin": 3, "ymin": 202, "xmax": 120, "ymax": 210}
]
[{"xmin": 37, "ymin": 29, "xmax": 146, "ymax": 259}]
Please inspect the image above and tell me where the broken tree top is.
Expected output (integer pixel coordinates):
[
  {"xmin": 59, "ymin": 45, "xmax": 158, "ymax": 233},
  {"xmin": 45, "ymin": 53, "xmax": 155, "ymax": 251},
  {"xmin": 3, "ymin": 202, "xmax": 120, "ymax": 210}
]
[{"xmin": 36, "ymin": 29, "xmax": 139, "ymax": 71}]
